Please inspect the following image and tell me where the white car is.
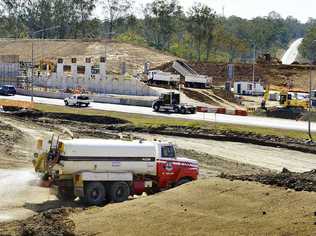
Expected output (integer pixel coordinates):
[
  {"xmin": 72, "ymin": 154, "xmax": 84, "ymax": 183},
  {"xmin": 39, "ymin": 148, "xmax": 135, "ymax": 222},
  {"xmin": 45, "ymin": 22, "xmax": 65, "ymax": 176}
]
[{"xmin": 64, "ymin": 95, "xmax": 92, "ymax": 107}]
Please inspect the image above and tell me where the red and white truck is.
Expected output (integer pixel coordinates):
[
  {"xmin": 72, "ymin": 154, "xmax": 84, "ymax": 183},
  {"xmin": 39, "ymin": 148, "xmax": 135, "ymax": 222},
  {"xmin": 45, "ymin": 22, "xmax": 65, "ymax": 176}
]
[{"xmin": 33, "ymin": 137, "xmax": 199, "ymax": 205}]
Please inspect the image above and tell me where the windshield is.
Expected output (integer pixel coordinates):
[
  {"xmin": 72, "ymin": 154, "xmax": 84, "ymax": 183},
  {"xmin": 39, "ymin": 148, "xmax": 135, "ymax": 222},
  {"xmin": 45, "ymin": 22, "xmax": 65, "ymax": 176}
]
[
  {"xmin": 161, "ymin": 146, "xmax": 175, "ymax": 158},
  {"xmin": 78, "ymin": 96, "xmax": 89, "ymax": 100}
]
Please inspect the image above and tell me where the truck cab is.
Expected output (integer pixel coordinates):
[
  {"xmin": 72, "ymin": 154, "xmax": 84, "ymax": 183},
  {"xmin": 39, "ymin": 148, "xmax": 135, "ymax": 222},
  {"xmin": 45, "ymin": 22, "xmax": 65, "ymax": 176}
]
[
  {"xmin": 152, "ymin": 92, "xmax": 196, "ymax": 114},
  {"xmin": 33, "ymin": 138, "xmax": 199, "ymax": 206}
]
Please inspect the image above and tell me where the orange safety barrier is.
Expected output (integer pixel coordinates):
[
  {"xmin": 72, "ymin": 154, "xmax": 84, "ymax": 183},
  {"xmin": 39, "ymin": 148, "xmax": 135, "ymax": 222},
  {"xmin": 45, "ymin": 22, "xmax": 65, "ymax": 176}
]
[
  {"xmin": 216, "ymin": 108, "xmax": 226, "ymax": 114},
  {"xmin": 197, "ymin": 106, "xmax": 209, "ymax": 113},
  {"xmin": 235, "ymin": 110, "xmax": 248, "ymax": 116}
]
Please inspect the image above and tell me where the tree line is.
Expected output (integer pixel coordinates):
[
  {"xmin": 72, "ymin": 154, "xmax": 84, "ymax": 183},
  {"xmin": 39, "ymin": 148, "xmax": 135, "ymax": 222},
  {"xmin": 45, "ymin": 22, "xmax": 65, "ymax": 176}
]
[{"xmin": 0, "ymin": 0, "xmax": 315, "ymax": 62}]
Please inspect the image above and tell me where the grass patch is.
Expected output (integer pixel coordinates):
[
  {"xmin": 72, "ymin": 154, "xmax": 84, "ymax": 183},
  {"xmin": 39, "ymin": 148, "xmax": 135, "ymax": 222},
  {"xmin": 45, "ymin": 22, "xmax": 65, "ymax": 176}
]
[{"xmin": 32, "ymin": 103, "xmax": 315, "ymax": 141}]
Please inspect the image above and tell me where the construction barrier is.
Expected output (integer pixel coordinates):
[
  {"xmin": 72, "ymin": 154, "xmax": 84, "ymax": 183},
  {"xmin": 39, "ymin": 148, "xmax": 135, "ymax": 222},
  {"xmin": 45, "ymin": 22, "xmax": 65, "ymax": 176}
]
[
  {"xmin": 216, "ymin": 108, "xmax": 226, "ymax": 114},
  {"xmin": 235, "ymin": 109, "xmax": 248, "ymax": 116},
  {"xmin": 0, "ymin": 99, "xmax": 34, "ymax": 109},
  {"xmin": 197, "ymin": 106, "xmax": 248, "ymax": 116},
  {"xmin": 197, "ymin": 106, "xmax": 209, "ymax": 113}
]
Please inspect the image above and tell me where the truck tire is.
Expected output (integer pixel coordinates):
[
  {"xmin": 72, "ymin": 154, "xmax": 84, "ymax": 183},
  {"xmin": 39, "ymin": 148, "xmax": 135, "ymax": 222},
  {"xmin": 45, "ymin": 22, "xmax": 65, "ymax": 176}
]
[
  {"xmin": 180, "ymin": 107, "xmax": 187, "ymax": 114},
  {"xmin": 56, "ymin": 186, "xmax": 76, "ymax": 201},
  {"xmin": 110, "ymin": 182, "xmax": 130, "ymax": 203},
  {"xmin": 65, "ymin": 101, "xmax": 69, "ymax": 106},
  {"xmin": 176, "ymin": 178, "xmax": 192, "ymax": 187},
  {"xmin": 85, "ymin": 182, "xmax": 106, "ymax": 205},
  {"xmin": 153, "ymin": 104, "xmax": 160, "ymax": 112}
]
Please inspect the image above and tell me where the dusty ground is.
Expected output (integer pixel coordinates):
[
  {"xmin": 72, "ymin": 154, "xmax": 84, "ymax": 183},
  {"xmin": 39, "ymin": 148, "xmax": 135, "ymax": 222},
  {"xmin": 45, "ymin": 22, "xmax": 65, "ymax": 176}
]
[
  {"xmin": 0, "ymin": 39, "xmax": 177, "ymax": 74},
  {"xmin": 1, "ymin": 112, "xmax": 316, "ymax": 235},
  {"xmin": 69, "ymin": 179, "xmax": 316, "ymax": 236}
]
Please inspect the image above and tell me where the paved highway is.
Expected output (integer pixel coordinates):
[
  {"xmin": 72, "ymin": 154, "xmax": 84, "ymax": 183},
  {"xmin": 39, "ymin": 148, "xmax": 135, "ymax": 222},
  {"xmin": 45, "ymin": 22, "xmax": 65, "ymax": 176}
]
[{"xmin": 2, "ymin": 94, "xmax": 316, "ymax": 132}]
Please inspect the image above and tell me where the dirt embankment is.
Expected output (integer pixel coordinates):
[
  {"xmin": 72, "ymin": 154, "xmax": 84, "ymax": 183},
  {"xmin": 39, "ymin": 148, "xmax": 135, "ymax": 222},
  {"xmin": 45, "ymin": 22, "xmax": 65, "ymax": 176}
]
[
  {"xmin": 0, "ymin": 121, "xmax": 30, "ymax": 168},
  {"xmin": 222, "ymin": 168, "xmax": 316, "ymax": 192},
  {"xmin": 155, "ymin": 61, "xmax": 316, "ymax": 91},
  {"xmin": 2, "ymin": 179, "xmax": 316, "ymax": 236}
]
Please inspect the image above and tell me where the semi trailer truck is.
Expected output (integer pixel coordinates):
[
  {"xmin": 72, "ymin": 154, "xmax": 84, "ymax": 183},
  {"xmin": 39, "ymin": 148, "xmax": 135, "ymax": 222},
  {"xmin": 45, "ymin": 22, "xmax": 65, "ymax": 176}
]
[
  {"xmin": 152, "ymin": 92, "xmax": 196, "ymax": 114},
  {"xmin": 33, "ymin": 136, "xmax": 199, "ymax": 205}
]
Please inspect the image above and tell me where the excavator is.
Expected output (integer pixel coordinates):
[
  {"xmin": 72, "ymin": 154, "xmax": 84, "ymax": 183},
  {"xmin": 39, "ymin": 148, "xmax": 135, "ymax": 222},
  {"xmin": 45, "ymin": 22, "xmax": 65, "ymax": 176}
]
[
  {"xmin": 262, "ymin": 84, "xmax": 308, "ymax": 119},
  {"xmin": 279, "ymin": 90, "xmax": 309, "ymax": 110}
]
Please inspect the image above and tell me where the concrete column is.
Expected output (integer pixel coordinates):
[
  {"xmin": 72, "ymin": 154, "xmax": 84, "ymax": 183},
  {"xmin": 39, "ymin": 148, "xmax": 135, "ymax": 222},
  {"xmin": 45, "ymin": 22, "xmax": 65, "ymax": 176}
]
[
  {"xmin": 71, "ymin": 58, "xmax": 77, "ymax": 89},
  {"xmin": 100, "ymin": 56, "xmax": 106, "ymax": 80},
  {"xmin": 57, "ymin": 58, "xmax": 64, "ymax": 89},
  {"xmin": 85, "ymin": 57, "xmax": 92, "ymax": 81},
  {"xmin": 71, "ymin": 58, "xmax": 78, "ymax": 80}
]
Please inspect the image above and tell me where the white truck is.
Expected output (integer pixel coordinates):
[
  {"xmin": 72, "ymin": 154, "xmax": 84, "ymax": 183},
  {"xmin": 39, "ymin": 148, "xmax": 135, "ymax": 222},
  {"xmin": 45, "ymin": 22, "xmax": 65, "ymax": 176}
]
[
  {"xmin": 33, "ymin": 137, "xmax": 199, "ymax": 205},
  {"xmin": 148, "ymin": 70, "xmax": 180, "ymax": 85},
  {"xmin": 185, "ymin": 75, "xmax": 213, "ymax": 88},
  {"xmin": 64, "ymin": 94, "xmax": 92, "ymax": 107}
]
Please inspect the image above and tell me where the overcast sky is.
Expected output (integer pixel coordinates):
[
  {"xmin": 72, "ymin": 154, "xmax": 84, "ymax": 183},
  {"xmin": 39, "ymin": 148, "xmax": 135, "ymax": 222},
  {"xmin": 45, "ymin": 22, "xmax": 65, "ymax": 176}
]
[{"xmin": 96, "ymin": 0, "xmax": 315, "ymax": 23}]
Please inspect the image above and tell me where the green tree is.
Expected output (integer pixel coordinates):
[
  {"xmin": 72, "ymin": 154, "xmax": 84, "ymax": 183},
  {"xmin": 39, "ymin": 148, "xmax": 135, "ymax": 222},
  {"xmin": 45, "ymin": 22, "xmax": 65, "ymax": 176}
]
[
  {"xmin": 101, "ymin": 0, "xmax": 132, "ymax": 39},
  {"xmin": 300, "ymin": 27, "xmax": 316, "ymax": 62},
  {"xmin": 187, "ymin": 3, "xmax": 216, "ymax": 61},
  {"xmin": 143, "ymin": 0, "xmax": 183, "ymax": 50}
]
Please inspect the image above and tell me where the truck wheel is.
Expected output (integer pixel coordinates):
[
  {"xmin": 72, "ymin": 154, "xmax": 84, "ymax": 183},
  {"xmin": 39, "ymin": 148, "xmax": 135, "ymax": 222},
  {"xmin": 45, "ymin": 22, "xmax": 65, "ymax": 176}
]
[
  {"xmin": 85, "ymin": 182, "xmax": 106, "ymax": 205},
  {"xmin": 56, "ymin": 186, "xmax": 76, "ymax": 201},
  {"xmin": 110, "ymin": 182, "xmax": 130, "ymax": 203},
  {"xmin": 190, "ymin": 108, "xmax": 196, "ymax": 114},
  {"xmin": 65, "ymin": 101, "xmax": 69, "ymax": 106},
  {"xmin": 153, "ymin": 104, "xmax": 160, "ymax": 112},
  {"xmin": 176, "ymin": 178, "xmax": 192, "ymax": 187},
  {"xmin": 180, "ymin": 107, "xmax": 187, "ymax": 114}
]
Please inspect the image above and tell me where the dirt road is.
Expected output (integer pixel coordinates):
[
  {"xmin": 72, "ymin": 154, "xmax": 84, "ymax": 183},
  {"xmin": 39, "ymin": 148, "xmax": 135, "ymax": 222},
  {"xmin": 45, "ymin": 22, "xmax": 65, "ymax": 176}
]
[{"xmin": 138, "ymin": 133, "xmax": 316, "ymax": 173}]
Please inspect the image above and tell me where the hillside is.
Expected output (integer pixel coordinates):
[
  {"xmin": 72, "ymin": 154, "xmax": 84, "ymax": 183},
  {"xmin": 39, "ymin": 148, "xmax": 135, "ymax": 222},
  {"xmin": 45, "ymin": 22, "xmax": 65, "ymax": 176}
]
[{"xmin": 0, "ymin": 39, "xmax": 178, "ymax": 74}]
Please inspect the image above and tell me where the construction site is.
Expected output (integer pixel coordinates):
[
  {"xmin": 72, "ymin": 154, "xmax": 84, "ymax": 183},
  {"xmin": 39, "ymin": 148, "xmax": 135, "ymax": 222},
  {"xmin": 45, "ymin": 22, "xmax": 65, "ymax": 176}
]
[{"xmin": 1, "ymin": 39, "xmax": 316, "ymax": 236}]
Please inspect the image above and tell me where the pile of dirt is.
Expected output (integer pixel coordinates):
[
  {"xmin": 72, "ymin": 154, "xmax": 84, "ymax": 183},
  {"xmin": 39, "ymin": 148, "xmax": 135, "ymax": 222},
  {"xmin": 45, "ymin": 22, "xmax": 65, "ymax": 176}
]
[
  {"xmin": 221, "ymin": 168, "xmax": 316, "ymax": 192},
  {"xmin": 0, "ymin": 208, "xmax": 78, "ymax": 236},
  {"xmin": 7, "ymin": 109, "xmax": 127, "ymax": 125},
  {"xmin": 0, "ymin": 121, "xmax": 23, "ymax": 158},
  {"xmin": 70, "ymin": 179, "xmax": 316, "ymax": 235}
]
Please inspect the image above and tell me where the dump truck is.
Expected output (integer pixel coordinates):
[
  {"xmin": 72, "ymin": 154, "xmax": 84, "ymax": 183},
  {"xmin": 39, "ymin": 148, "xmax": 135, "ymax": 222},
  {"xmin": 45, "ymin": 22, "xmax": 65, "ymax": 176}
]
[
  {"xmin": 152, "ymin": 92, "xmax": 196, "ymax": 114},
  {"xmin": 33, "ymin": 136, "xmax": 199, "ymax": 205}
]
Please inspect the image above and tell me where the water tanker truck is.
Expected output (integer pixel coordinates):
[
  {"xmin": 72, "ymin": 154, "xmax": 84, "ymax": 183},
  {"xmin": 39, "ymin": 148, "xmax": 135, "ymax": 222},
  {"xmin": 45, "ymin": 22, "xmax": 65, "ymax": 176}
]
[{"xmin": 33, "ymin": 136, "xmax": 199, "ymax": 205}]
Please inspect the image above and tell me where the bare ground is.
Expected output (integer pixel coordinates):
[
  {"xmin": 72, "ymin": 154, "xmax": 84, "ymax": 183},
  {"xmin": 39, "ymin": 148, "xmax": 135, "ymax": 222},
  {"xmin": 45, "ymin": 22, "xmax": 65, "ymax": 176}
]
[{"xmin": 1, "ymin": 113, "xmax": 316, "ymax": 235}]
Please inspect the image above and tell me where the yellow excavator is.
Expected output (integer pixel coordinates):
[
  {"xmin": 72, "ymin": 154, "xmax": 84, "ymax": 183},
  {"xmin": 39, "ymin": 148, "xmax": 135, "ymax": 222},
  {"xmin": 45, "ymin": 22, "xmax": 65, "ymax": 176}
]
[{"xmin": 279, "ymin": 90, "xmax": 309, "ymax": 110}]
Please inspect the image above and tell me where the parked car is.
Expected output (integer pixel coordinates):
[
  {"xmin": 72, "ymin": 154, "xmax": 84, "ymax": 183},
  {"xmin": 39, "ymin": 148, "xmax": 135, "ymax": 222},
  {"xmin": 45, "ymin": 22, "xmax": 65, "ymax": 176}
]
[
  {"xmin": 0, "ymin": 85, "xmax": 16, "ymax": 96},
  {"xmin": 64, "ymin": 94, "xmax": 92, "ymax": 107}
]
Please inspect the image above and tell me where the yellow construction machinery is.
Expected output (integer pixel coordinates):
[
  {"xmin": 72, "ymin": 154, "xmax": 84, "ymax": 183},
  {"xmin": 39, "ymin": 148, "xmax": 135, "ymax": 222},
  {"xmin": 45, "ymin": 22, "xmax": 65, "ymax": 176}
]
[{"xmin": 279, "ymin": 90, "xmax": 309, "ymax": 110}]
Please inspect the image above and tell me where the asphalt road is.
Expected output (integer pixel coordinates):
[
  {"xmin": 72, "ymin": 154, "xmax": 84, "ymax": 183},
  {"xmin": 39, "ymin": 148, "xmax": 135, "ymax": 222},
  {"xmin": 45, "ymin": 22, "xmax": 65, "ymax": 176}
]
[{"xmin": 2, "ymin": 94, "xmax": 316, "ymax": 132}]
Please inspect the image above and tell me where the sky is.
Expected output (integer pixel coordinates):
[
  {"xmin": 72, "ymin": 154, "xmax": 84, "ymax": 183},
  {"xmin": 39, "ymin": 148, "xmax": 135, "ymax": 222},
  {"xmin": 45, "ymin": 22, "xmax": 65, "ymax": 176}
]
[{"xmin": 96, "ymin": 0, "xmax": 315, "ymax": 23}]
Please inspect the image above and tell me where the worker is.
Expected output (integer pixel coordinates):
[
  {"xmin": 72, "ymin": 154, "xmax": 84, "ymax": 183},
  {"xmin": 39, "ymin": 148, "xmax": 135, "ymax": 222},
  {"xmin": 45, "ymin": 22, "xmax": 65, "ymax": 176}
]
[{"xmin": 261, "ymin": 98, "xmax": 266, "ymax": 110}]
